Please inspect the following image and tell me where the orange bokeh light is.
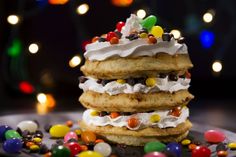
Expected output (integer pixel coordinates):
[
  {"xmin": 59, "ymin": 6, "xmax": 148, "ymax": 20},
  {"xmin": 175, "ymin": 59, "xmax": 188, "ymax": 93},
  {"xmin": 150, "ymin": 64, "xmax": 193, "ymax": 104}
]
[
  {"xmin": 49, "ymin": 0, "xmax": 69, "ymax": 5},
  {"xmin": 111, "ymin": 0, "xmax": 133, "ymax": 7}
]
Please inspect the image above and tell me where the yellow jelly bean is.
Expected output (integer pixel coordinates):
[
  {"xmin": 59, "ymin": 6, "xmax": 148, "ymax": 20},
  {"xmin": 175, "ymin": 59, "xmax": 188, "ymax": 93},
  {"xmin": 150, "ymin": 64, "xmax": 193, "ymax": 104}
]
[
  {"xmin": 228, "ymin": 142, "xmax": 236, "ymax": 149},
  {"xmin": 75, "ymin": 129, "xmax": 82, "ymax": 135},
  {"xmin": 145, "ymin": 78, "xmax": 156, "ymax": 87},
  {"xmin": 150, "ymin": 114, "xmax": 161, "ymax": 123},
  {"xmin": 49, "ymin": 124, "xmax": 70, "ymax": 138},
  {"xmin": 30, "ymin": 145, "xmax": 40, "ymax": 152},
  {"xmin": 150, "ymin": 26, "xmax": 164, "ymax": 38},
  {"xmin": 77, "ymin": 151, "xmax": 103, "ymax": 157},
  {"xmin": 90, "ymin": 110, "xmax": 99, "ymax": 116},
  {"xmin": 139, "ymin": 33, "xmax": 148, "ymax": 38},
  {"xmin": 116, "ymin": 79, "xmax": 126, "ymax": 84},
  {"xmin": 33, "ymin": 137, "xmax": 42, "ymax": 143},
  {"xmin": 181, "ymin": 139, "xmax": 191, "ymax": 145}
]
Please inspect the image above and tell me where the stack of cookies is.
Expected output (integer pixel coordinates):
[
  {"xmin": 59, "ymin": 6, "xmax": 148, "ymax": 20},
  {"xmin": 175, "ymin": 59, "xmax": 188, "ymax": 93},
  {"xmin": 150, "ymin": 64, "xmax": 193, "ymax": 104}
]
[{"xmin": 79, "ymin": 14, "xmax": 194, "ymax": 146}]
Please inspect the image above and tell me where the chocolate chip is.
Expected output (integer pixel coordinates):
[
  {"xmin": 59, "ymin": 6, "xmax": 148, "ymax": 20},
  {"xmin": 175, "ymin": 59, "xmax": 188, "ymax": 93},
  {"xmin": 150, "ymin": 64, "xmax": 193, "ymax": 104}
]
[
  {"xmin": 16, "ymin": 128, "xmax": 22, "ymax": 135},
  {"xmin": 44, "ymin": 124, "xmax": 52, "ymax": 133},
  {"xmin": 126, "ymin": 33, "xmax": 139, "ymax": 41},
  {"xmin": 179, "ymin": 75, "xmax": 185, "ymax": 78},
  {"xmin": 159, "ymin": 73, "xmax": 167, "ymax": 78},
  {"xmin": 168, "ymin": 74, "xmax": 178, "ymax": 81},
  {"xmin": 79, "ymin": 76, "xmax": 88, "ymax": 83},
  {"xmin": 101, "ymin": 80, "xmax": 110, "ymax": 86},
  {"xmin": 39, "ymin": 144, "xmax": 49, "ymax": 154},
  {"xmin": 162, "ymin": 33, "xmax": 172, "ymax": 41},
  {"xmin": 127, "ymin": 78, "xmax": 135, "ymax": 86},
  {"xmin": 115, "ymin": 31, "xmax": 122, "ymax": 38},
  {"xmin": 96, "ymin": 79, "xmax": 102, "ymax": 84},
  {"xmin": 100, "ymin": 111, "xmax": 108, "ymax": 117},
  {"xmin": 120, "ymin": 112, "xmax": 131, "ymax": 116},
  {"xmin": 177, "ymin": 37, "xmax": 185, "ymax": 44},
  {"xmin": 98, "ymin": 37, "xmax": 106, "ymax": 42},
  {"xmin": 136, "ymin": 78, "xmax": 146, "ymax": 85},
  {"xmin": 87, "ymin": 142, "xmax": 95, "ymax": 150},
  {"xmin": 148, "ymin": 34, "xmax": 154, "ymax": 37},
  {"xmin": 21, "ymin": 130, "xmax": 30, "ymax": 138},
  {"xmin": 34, "ymin": 130, "xmax": 43, "ymax": 138},
  {"xmin": 139, "ymin": 28, "xmax": 148, "ymax": 34}
]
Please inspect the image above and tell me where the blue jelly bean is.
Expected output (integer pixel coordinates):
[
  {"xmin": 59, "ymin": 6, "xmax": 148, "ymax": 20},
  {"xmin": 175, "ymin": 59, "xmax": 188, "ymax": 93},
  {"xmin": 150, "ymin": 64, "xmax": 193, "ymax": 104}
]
[
  {"xmin": 166, "ymin": 142, "xmax": 182, "ymax": 157},
  {"xmin": 3, "ymin": 138, "xmax": 22, "ymax": 153},
  {"xmin": 0, "ymin": 125, "xmax": 12, "ymax": 141}
]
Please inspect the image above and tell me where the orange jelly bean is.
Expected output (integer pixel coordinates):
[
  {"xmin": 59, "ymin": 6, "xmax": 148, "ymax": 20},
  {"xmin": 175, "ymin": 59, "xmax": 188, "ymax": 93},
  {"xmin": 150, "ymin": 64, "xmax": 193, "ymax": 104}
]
[
  {"xmin": 188, "ymin": 144, "xmax": 197, "ymax": 150},
  {"xmin": 81, "ymin": 131, "xmax": 96, "ymax": 144},
  {"xmin": 169, "ymin": 107, "xmax": 182, "ymax": 117},
  {"xmin": 110, "ymin": 37, "xmax": 119, "ymax": 44},
  {"xmin": 147, "ymin": 36, "xmax": 157, "ymax": 44},
  {"xmin": 80, "ymin": 145, "xmax": 88, "ymax": 151},
  {"xmin": 95, "ymin": 139, "xmax": 105, "ymax": 144},
  {"xmin": 110, "ymin": 112, "xmax": 120, "ymax": 119},
  {"xmin": 217, "ymin": 150, "xmax": 228, "ymax": 157},
  {"xmin": 128, "ymin": 117, "xmax": 140, "ymax": 128},
  {"xmin": 92, "ymin": 36, "xmax": 99, "ymax": 43},
  {"xmin": 66, "ymin": 120, "xmax": 73, "ymax": 127}
]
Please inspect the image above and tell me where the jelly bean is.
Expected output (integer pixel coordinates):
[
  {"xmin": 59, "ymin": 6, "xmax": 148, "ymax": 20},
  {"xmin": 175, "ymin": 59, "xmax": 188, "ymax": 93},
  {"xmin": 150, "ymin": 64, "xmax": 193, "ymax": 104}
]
[
  {"xmin": 52, "ymin": 145, "xmax": 71, "ymax": 157},
  {"xmin": 17, "ymin": 120, "xmax": 38, "ymax": 133},
  {"xmin": 33, "ymin": 137, "xmax": 42, "ymax": 143},
  {"xmin": 40, "ymin": 144, "xmax": 50, "ymax": 154},
  {"xmin": 110, "ymin": 112, "xmax": 120, "ymax": 119},
  {"xmin": 148, "ymin": 36, "xmax": 157, "ymax": 44},
  {"xmin": 106, "ymin": 32, "xmax": 118, "ymax": 41},
  {"xmin": 217, "ymin": 150, "xmax": 228, "ymax": 157},
  {"xmin": 95, "ymin": 139, "xmax": 105, "ymax": 144},
  {"xmin": 80, "ymin": 145, "xmax": 88, "ymax": 151},
  {"xmin": 139, "ymin": 32, "xmax": 148, "ymax": 38},
  {"xmin": 169, "ymin": 107, "xmax": 182, "ymax": 117},
  {"xmin": 92, "ymin": 36, "xmax": 99, "ymax": 43},
  {"xmin": 64, "ymin": 131, "xmax": 78, "ymax": 143},
  {"xmin": 65, "ymin": 142, "xmax": 81, "ymax": 157},
  {"xmin": 150, "ymin": 26, "xmax": 164, "ymax": 38},
  {"xmin": 188, "ymin": 143, "xmax": 197, "ymax": 150},
  {"xmin": 216, "ymin": 143, "xmax": 227, "ymax": 151},
  {"xmin": 143, "ymin": 152, "xmax": 166, "ymax": 157},
  {"xmin": 181, "ymin": 139, "xmax": 191, "ymax": 145},
  {"xmin": 5, "ymin": 130, "xmax": 22, "ymax": 139},
  {"xmin": 81, "ymin": 131, "xmax": 96, "ymax": 144},
  {"xmin": 127, "ymin": 117, "xmax": 140, "ymax": 128},
  {"xmin": 94, "ymin": 142, "xmax": 112, "ymax": 157},
  {"xmin": 49, "ymin": 124, "xmax": 70, "ymax": 138},
  {"xmin": 141, "ymin": 15, "xmax": 157, "ymax": 31},
  {"xmin": 204, "ymin": 130, "xmax": 226, "ymax": 143},
  {"xmin": 77, "ymin": 151, "xmax": 103, "ymax": 157},
  {"xmin": 228, "ymin": 142, "xmax": 236, "ymax": 150},
  {"xmin": 66, "ymin": 120, "xmax": 73, "ymax": 128},
  {"xmin": 0, "ymin": 125, "xmax": 12, "ymax": 141},
  {"xmin": 192, "ymin": 146, "xmax": 211, "ymax": 157},
  {"xmin": 166, "ymin": 142, "xmax": 182, "ymax": 157},
  {"xmin": 44, "ymin": 152, "xmax": 52, "ymax": 157},
  {"xmin": 3, "ymin": 138, "xmax": 22, "ymax": 153},
  {"xmin": 116, "ymin": 79, "xmax": 126, "ymax": 84},
  {"xmin": 75, "ymin": 129, "xmax": 82, "ymax": 136},
  {"xmin": 90, "ymin": 110, "xmax": 99, "ymax": 116},
  {"xmin": 150, "ymin": 114, "xmax": 161, "ymax": 123},
  {"xmin": 144, "ymin": 141, "xmax": 166, "ymax": 153},
  {"xmin": 145, "ymin": 78, "xmax": 156, "ymax": 87},
  {"xmin": 26, "ymin": 141, "xmax": 35, "ymax": 148},
  {"xmin": 30, "ymin": 144, "xmax": 40, "ymax": 152},
  {"xmin": 110, "ymin": 37, "xmax": 119, "ymax": 44},
  {"xmin": 116, "ymin": 21, "xmax": 125, "ymax": 32}
]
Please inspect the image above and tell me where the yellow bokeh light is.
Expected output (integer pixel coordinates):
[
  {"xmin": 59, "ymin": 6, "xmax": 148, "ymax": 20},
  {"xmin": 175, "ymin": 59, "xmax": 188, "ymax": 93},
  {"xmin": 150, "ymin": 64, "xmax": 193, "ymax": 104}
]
[
  {"xmin": 212, "ymin": 61, "xmax": 222, "ymax": 72},
  {"xmin": 37, "ymin": 93, "xmax": 47, "ymax": 104},
  {"xmin": 136, "ymin": 9, "xmax": 146, "ymax": 19},
  {"xmin": 28, "ymin": 43, "xmax": 39, "ymax": 54},
  {"xmin": 69, "ymin": 55, "xmax": 81, "ymax": 68},
  {"xmin": 77, "ymin": 3, "xmax": 89, "ymax": 15},
  {"xmin": 203, "ymin": 12, "xmax": 213, "ymax": 23},
  {"xmin": 7, "ymin": 15, "xmax": 19, "ymax": 25},
  {"xmin": 170, "ymin": 29, "xmax": 181, "ymax": 39}
]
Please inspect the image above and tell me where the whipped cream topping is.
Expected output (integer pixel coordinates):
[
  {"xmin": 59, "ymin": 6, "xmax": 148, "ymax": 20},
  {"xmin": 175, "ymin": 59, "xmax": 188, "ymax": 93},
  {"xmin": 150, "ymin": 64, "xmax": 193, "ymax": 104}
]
[
  {"xmin": 79, "ymin": 77, "xmax": 190, "ymax": 95},
  {"xmin": 121, "ymin": 14, "xmax": 142, "ymax": 37},
  {"xmin": 82, "ymin": 107, "xmax": 189, "ymax": 130}
]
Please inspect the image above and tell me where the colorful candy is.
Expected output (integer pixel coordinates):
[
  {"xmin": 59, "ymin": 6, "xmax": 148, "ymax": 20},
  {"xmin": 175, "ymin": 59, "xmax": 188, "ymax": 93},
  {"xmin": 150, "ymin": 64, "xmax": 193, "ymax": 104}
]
[
  {"xmin": 144, "ymin": 141, "xmax": 166, "ymax": 153},
  {"xmin": 110, "ymin": 37, "xmax": 119, "ymax": 44},
  {"xmin": 228, "ymin": 142, "xmax": 236, "ymax": 150},
  {"xmin": 65, "ymin": 142, "xmax": 81, "ymax": 157},
  {"xmin": 116, "ymin": 79, "xmax": 126, "ymax": 84},
  {"xmin": 141, "ymin": 15, "xmax": 157, "ymax": 31},
  {"xmin": 77, "ymin": 151, "xmax": 103, "ymax": 157},
  {"xmin": 106, "ymin": 32, "xmax": 118, "ymax": 41},
  {"xmin": 90, "ymin": 110, "xmax": 99, "ymax": 116},
  {"xmin": 204, "ymin": 130, "xmax": 226, "ymax": 143},
  {"xmin": 150, "ymin": 114, "xmax": 161, "ymax": 123},
  {"xmin": 181, "ymin": 139, "xmax": 191, "ymax": 145},
  {"xmin": 169, "ymin": 107, "xmax": 182, "ymax": 117},
  {"xmin": 145, "ymin": 78, "xmax": 156, "ymax": 87},
  {"xmin": 64, "ymin": 131, "xmax": 78, "ymax": 143},
  {"xmin": 92, "ymin": 36, "xmax": 99, "ymax": 43},
  {"xmin": 217, "ymin": 150, "xmax": 228, "ymax": 157},
  {"xmin": 81, "ymin": 131, "xmax": 96, "ymax": 144},
  {"xmin": 188, "ymin": 143, "xmax": 197, "ymax": 150},
  {"xmin": 110, "ymin": 112, "xmax": 120, "ymax": 119},
  {"xmin": 150, "ymin": 26, "xmax": 164, "ymax": 38},
  {"xmin": 66, "ymin": 120, "xmax": 74, "ymax": 128},
  {"xmin": 162, "ymin": 33, "xmax": 172, "ymax": 41},
  {"xmin": 5, "ymin": 130, "xmax": 22, "ymax": 139},
  {"xmin": 166, "ymin": 142, "xmax": 182, "ymax": 157},
  {"xmin": 17, "ymin": 120, "xmax": 38, "ymax": 133},
  {"xmin": 139, "ymin": 32, "xmax": 148, "ymax": 38},
  {"xmin": 52, "ymin": 145, "xmax": 71, "ymax": 157},
  {"xmin": 116, "ymin": 21, "xmax": 125, "ymax": 32},
  {"xmin": 127, "ymin": 117, "xmax": 140, "ymax": 128},
  {"xmin": 94, "ymin": 142, "xmax": 112, "ymax": 157},
  {"xmin": 148, "ymin": 36, "xmax": 157, "ymax": 44},
  {"xmin": 30, "ymin": 144, "xmax": 40, "ymax": 152},
  {"xmin": 0, "ymin": 125, "xmax": 12, "ymax": 141},
  {"xmin": 143, "ymin": 152, "xmax": 166, "ymax": 157},
  {"xmin": 49, "ymin": 124, "xmax": 70, "ymax": 138},
  {"xmin": 3, "ymin": 138, "xmax": 22, "ymax": 153},
  {"xmin": 192, "ymin": 146, "xmax": 211, "ymax": 157}
]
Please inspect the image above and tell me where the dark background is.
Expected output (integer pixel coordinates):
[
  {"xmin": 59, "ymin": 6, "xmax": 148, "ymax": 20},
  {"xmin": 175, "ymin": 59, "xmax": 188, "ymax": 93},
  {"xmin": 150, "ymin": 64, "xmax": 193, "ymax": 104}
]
[{"xmin": 0, "ymin": 0, "xmax": 236, "ymax": 131}]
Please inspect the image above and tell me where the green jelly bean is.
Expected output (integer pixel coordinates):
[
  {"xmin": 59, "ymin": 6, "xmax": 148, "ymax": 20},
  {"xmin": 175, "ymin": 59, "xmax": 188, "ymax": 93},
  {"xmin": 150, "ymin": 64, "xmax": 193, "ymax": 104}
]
[
  {"xmin": 141, "ymin": 15, "xmax": 157, "ymax": 31},
  {"xmin": 5, "ymin": 130, "xmax": 22, "ymax": 140},
  {"xmin": 144, "ymin": 141, "xmax": 166, "ymax": 153}
]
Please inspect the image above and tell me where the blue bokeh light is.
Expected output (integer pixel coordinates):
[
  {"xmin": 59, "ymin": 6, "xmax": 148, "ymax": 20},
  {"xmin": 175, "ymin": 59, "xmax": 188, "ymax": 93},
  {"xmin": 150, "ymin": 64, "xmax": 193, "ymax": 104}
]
[{"xmin": 200, "ymin": 30, "xmax": 215, "ymax": 48}]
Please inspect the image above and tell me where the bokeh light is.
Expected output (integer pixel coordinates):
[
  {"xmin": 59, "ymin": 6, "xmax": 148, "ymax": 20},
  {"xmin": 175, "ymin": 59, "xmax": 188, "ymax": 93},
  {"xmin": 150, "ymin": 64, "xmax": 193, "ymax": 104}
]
[
  {"xmin": 200, "ymin": 30, "xmax": 215, "ymax": 48},
  {"xmin": 136, "ymin": 9, "xmax": 146, "ymax": 19},
  {"xmin": 203, "ymin": 12, "xmax": 213, "ymax": 23},
  {"xmin": 212, "ymin": 61, "xmax": 222, "ymax": 72},
  {"xmin": 28, "ymin": 43, "xmax": 39, "ymax": 54},
  {"xmin": 7, "ymin": 15, "xmax": 19, "ymax": 25},
  {"xmin": 111, "ymin": 0, "xmax": 133, "ymax": 7},
  {"xmin": 37, "ymin": 93, "xmax": 47, "ymax": 104},
  {"xmin": 69, "ymin": 55, "xmax": 81, "ymax": 68},
  {"xmin": 77, "ymin": 3, "xmax": 89, "ymax": 15},
  {"xmin": 19, "ymin": 81, "xmax": 35, "ymax": 94},
  {"xmin": 170, "ymin": 29, "xmax": 181, "ymax": 39},
  {"xmin": 48, "ymin": 0, "xmax": 69, "ymax": 5}
]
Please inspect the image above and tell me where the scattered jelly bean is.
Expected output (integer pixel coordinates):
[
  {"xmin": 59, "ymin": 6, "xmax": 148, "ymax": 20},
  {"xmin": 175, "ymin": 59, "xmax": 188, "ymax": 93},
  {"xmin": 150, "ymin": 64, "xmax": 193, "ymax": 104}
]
[
  {"xmin": 26, "ymin": 141, "xmax": 35, "ymax": 148},
  {"xmin": 192, "ymin": 146, "xmax": 211, "ymax": 157},
  {"xmin": 141, "ymin": 15, "xmax": 157, "ymax": 30},
  {"xmin": 66, "ymin": 142, "xmax": 81, "ymax": 157},
  {"xmin": 181, "ymin": 139, "xmax": 191, "ymax": 145},
  {"xmin": 188, "ymin": 143, "xmax": 197, "ymax": 150},
  {"xmin": 144, "ymin": 152, "xmax": 166, "ymax": 157},
  {"xmin": 95, "ymin": 139, "xmax": 105, "ymax": 144},
  {"xmin": 81, "ymin": 131, "xmax": 96, "ymax": 144},
  {"xmin": 166, "ymin": 142, "xmax": 182, "ymax": 157},
  {"xmin": 5, "ymin": 130, "xmax": 22, "ymax": 139},
  {"xmin": 204, "ymin": 130, "xmax": 226, "ymax": 143},
  {"xmin": 216, "ymin": 143, "xmax": 227, "ymax": 151},
  {"xmin": 228, "ymin": 142, "xmax": 236, "ymax": 150},
  {"xmin": 110, "ymin": 112, "xmax": 120, "ymax": 119},
  {"xmin": 44, "ymin": 152, "xmax": 52, "ymax": 157},
  {"xmin": 116, "ymin": 21, "xmax": 125, "ymax": 32},
  {"xmin": 94, "ymin": 142, "xmax": 112, "ymax": 157},
  {"xmin": 150, "ymin": 114, "xmax": 161, "ymax": 123},
  {"xmin": 52, "ymin": 145, "xmax": 71, "ymax": 157},
  {"xmin": 148, "ymin": 36, "xmax": 157, "ymax": 44},
  {"xmin": 64, "ymin": 131, "xmax": 78, "ymax": 143},
  {"xmin": 110, "ymin": 37, "xmax": 119, "ymax": 44},
  {"xmin": 0, "ymin": 125, "xmax": 12, "ymax": 141},
  {"xmin": 77, "ymin": 151, "xmax": 103, "ymax": 157},
  {"xmin": 30, "ymin": 144, "xmax": 40, "ymax": 152},
  {"xmin": 17, "ymin": 120, "xmax": 38, "ymax": 133},
  {"xmin": 66, "ymin": 120, "xmax": 73, "ymax": 128},
  {"xmin": 116, "ymin": 79, "xmax": 126, "ymax": 84},
  {"xmin": 144, "ymin": 141, "xmax": 166, "ymax": 153},
  {"xmin": 3, "ymin": 138, "xmax": 23, "ymax": 153},
  {"xmin": 127, "ymin": 117, "xmax": 140, "ymax": 128},
  {"xmin": 33, "ymin": 137, "xmax": 42, "ymax": 143},
  {"xmin": 139, "ymin": 32, "xmax": 148, "ymax": 38},
  {"xmin": 150, "ymin": 26, "xmax": 164, "ymax": 38},
  {"xmin": 169, "ymin": 107, "xmax": 182, "ymax": 117},
  {"xmin": 217, "ymin": 150, "xmax": 228, "ymax": 157},
  {"xmin": 106, "ymin": 32, "xmax": 118, "ymax": 41},
  {"xmin": 92, "ymin": 36, "xmax": 99, "ymax": 43},
  {"xmin": 49, "ymin": 124, "xmax": 70, "ymax": 138},
  {"xmin": 145, "ymin": 78, "xmax": 156, "ymax": 87},
  {"xmin": 90, "ymin": 110, "xmax": 99, "ymax": 116},
  {"xmin": 80, "ymin": 145, "xmax": 88, "ymax": 151}
]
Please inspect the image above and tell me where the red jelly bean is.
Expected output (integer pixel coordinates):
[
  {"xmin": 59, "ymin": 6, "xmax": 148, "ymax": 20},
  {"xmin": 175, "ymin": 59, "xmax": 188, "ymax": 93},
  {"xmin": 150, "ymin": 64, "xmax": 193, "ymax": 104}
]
[
  {"xmin": 204, "ymin": 130, "xmax": 226, "ymax": 143},
  {"xmin": 65, "ymin": 142, "xmax": 81, "ymax": 157},
  {"xmin": 106, "ymin": 32, "xmax": 118, "ymax": 41},
  {"xmin": 116, "ymin": 21, "xmax": 125, "ymax": 32},
  {"xmin": 192, "ymin": 146, "xmax": 211, "ymax": 157}
]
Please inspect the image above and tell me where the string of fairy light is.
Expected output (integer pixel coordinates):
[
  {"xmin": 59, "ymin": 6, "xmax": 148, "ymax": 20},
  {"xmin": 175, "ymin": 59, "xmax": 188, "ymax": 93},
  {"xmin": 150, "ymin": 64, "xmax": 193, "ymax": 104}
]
[{"xmin": 3, "ymin": 0, "xmax": 227, "ymax": 114}]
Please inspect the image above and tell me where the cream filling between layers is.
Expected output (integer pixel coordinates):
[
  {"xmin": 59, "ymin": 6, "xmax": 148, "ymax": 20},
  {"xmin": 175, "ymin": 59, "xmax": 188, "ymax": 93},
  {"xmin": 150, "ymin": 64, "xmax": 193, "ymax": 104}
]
[
  {"xmin": 79, "ymin": 77, "xmax": 190, "ymax": 95},
  {"xmin": 82, "ymin": 107, "xmax": 189, "ymax": 130}
]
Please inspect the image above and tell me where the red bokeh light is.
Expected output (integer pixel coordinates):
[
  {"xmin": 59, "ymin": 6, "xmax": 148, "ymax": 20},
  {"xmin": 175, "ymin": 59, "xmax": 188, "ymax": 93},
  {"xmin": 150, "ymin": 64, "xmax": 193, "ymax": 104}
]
[{"xmin": 19, "ymin": 81, "xmax": 35, "ymax": 94}]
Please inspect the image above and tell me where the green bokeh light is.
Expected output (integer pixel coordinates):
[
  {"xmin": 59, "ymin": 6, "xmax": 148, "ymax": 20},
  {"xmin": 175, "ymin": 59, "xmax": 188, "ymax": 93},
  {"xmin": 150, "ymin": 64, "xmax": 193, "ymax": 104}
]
[{"xmin": 7, "ymin": 39, "xmax": 22, "ymax": 57}]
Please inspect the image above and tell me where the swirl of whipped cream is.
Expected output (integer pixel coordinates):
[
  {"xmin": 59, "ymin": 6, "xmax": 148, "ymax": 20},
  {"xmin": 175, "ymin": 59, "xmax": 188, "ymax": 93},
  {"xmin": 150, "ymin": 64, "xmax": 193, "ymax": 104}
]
[
  {"xmin": 82, "ymin": 107, "xmax": 189, "ymax": 130},
  {"xmin": 79, "ymin": 77, "xmax": 190, "ymax": 95}
]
